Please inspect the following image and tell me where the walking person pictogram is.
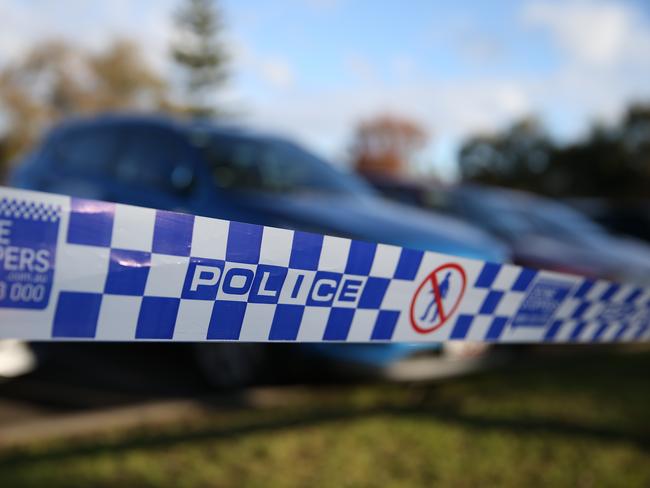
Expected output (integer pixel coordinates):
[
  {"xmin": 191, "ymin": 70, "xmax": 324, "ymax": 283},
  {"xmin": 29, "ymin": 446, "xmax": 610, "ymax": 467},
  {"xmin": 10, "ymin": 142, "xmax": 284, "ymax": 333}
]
[
  {"xmin": 420, "ymin": 271, "xmax": 451, "ymax": 322},
  {"xmin": 410, "ymin": 262, "xmax": 467, "ymax": 334}
]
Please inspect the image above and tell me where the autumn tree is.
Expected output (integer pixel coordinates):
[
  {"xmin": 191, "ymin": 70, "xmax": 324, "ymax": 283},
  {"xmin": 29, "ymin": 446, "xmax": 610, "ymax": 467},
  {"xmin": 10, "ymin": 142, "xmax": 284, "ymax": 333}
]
[
  {"xmin": 89, "ymin": 40, "xmax": 170, "ymax": 111},
  {"xmin": 0, "ymin": 40, "xmax": 88, "ymax": 167},
  {"xmin": 0, "ymin": 39, "xmax": 170, "ymax": 179},
  {"xmin": 350, "ymin": 114, "xmax": 428, "ymax": 177},
  {"xmin": 171, "ymin": 0, "xmax": 229, "ymax": 117}
]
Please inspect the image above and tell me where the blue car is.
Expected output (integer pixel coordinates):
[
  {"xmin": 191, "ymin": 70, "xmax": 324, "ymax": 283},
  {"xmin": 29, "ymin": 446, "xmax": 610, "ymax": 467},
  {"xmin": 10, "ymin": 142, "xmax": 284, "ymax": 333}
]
[{"xmin": 10, "ymin": 114, "xmax": 508, "ymax": 385}]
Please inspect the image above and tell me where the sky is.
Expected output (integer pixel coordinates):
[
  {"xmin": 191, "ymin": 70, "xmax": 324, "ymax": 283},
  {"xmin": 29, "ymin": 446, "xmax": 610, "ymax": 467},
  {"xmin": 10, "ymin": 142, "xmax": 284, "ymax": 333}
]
[{"xmin": 1, "ymin": 0, "xmax": 649, "ymax": 179}]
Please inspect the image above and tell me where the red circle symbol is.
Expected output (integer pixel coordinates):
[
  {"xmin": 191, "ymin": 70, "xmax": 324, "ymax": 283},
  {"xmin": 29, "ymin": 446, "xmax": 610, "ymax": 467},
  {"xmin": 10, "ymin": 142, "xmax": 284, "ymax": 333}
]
[{"xmin": 410, "ymin": 263, "xmax": 467, "ymax": 334}]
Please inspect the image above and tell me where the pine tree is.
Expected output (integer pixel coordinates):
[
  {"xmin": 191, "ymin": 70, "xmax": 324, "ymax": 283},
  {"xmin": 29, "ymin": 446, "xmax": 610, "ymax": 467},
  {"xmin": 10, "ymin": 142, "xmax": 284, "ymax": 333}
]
[{"xmin": 171, "ymin": 0, "xmax": 228, "ymax": 117}]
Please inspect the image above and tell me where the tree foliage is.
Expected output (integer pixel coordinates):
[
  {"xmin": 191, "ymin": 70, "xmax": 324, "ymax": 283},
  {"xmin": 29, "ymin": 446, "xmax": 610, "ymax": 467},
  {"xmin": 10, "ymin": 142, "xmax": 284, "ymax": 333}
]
[
  {"xmin": 0, "ymin": 39, "xmax": 170, "ymax": 179},
  {"xmin": 459, "ymin": 118, "xmax": 552, "ymax": 190},
  {"xmin": 171, "ymin": 0, "xmax": 228, "ymax": 117},
  {"xmin": 351, "ymin": 114, "xmax": 428, "ymax": 177},
  {"xmin": 459, "ymin": 104, "xmax": 650, "ymax": 199}
]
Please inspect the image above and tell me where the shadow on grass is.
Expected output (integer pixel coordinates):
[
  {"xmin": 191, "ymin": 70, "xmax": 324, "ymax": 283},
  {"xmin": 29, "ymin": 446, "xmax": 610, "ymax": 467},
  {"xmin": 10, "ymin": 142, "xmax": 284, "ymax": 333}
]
[
  {"xmin": 0, "ymin": 400, "xmax": 650, "ymax": 468},
  {"xmin": 0, "ymin": 403, "xmax": 648, "ymax": 470},
  {"xmin": 0, "ymin": 347, "xmax": 648, "ymax": 469}
]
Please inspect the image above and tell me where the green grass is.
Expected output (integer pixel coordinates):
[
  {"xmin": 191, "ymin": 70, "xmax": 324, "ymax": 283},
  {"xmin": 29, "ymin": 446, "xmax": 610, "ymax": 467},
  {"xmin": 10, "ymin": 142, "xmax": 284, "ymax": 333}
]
[{"xmin": 1, "ymin": 347, "xmax": 649, "ymax": 487}]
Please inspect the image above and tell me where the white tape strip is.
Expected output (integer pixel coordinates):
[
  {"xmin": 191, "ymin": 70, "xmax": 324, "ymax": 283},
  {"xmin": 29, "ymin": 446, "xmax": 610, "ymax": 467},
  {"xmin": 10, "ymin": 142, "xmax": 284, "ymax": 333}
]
[{"xmin": 1, "ymin": 187, "xmax": 649, "ymax": 343}]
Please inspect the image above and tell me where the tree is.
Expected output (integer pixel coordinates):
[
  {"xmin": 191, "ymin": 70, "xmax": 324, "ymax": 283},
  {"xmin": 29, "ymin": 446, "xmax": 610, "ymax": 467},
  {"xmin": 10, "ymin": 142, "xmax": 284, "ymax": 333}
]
[
  {"xmin": 0, "ymin": 39, "xmax": 170, "ymax": 179},
  {"xmin": 458, "ymin": 104, "xmax": 650, "ymax": 199},
  {"xmin": 89, "ymin": 40, "xmax": 171, "ymax": 111},
  {"xmin": 0, "ymin": 41, "xmax": 86, "ymax": 157},
  {"xmin": 350, "ymin": 114, "xmax": 428, "ymax": 177},
  {"xmin": 459, "ymin": 118, "xmax": 553, "ymax": 192},
  {"xmin": 171, "ymin": 0, "xmax": 228, "ymax": 117},
  {"xmin": 550, "ymin": 104, "xmax": 650, "ymax": 198}
]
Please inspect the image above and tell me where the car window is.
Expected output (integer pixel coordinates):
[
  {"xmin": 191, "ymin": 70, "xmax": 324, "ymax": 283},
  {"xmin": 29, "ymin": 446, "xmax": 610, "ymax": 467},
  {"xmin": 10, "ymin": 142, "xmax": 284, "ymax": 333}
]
[
  {"xmin": 527, "ymin": 202, "xmax": 607, "ymax": 243},
  {"xmin": 197, "ymin": 133, "xmax": 374, "ymax": 196},
  {"xmin": 458, "ymin": 192, "xmax": 534, "ymax": 238},
  {"xmin": 55, "ymin": 126, "xmax": 120, "ymax": 176},
  {"xmin": 459, "ymin": 189, "xmax": 608, "ymax": 244},
  {"xmin": 114, "ymin": 126, "xmax": 188, "ymax": 192}
]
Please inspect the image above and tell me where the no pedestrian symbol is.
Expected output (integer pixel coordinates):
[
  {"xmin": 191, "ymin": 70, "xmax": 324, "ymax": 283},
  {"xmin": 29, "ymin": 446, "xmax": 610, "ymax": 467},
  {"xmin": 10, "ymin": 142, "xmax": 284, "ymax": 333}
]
[{"xmin": 410, "ymin": 263, "xmax": 467, "ymax": 334}]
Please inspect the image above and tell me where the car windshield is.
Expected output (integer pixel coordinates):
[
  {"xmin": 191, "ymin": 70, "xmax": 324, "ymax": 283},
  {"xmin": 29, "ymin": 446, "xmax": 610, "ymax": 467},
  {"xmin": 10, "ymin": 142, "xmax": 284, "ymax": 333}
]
[
  {"xmin": 461, "ymin": 189, "xmax": 608, "ymax": 244},
  {"xmin": 195, "ymin": 132, "xmax": 375, "ymax": 196},
  {"xmin": 526, "ymin": 200, "xmax": 608, "ymax": 243},
  {"xmin": 459, "ymin": 191, "xmax": 535, "ymax": 238}
]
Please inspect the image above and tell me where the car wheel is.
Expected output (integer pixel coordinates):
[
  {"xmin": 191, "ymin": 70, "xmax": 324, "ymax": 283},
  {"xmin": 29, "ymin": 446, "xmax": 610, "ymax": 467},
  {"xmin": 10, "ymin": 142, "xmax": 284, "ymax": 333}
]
[{"xmin": 193, "ymin": 343, "xmax": 267, "ymax": 389}]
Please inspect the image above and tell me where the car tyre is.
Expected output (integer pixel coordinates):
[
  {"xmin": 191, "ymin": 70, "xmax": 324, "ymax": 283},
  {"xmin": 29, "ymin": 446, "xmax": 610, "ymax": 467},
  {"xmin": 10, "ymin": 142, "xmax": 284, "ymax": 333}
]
[{"xmin": 193, "ymin": 343, "xmax": 267, "ymax": 389}]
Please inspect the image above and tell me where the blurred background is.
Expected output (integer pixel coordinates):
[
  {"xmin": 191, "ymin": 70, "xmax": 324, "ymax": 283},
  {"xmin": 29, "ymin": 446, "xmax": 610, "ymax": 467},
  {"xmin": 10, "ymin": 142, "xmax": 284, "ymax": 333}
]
[
  {"xmin": 0, "ymin": 0, "xmax": 649, "ymax": 486},
  {"xmin": 1, "ymin": 0, "xmax": 649, "ymax": 190}
]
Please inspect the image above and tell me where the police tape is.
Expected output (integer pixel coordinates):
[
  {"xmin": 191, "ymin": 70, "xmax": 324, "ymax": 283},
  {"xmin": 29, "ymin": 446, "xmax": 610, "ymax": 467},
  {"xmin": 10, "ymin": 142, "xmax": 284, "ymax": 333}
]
[{"xmin": 0, "ymin": 186, "xmax": 649, "ymax": 344}]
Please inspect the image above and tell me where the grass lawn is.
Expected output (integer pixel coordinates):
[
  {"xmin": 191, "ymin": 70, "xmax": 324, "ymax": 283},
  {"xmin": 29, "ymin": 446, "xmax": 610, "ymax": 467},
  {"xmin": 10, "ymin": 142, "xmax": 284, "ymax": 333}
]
[{"xmin": 0, "ymin": 346, "xmax": 648, "ymax": 487}]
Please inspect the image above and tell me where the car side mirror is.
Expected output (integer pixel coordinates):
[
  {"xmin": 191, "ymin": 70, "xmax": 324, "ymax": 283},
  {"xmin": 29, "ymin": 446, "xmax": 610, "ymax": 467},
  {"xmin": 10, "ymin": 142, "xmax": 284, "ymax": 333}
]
[{"xmin": 170, "ymin": 165, "xmax": 195, "ymax": 194}]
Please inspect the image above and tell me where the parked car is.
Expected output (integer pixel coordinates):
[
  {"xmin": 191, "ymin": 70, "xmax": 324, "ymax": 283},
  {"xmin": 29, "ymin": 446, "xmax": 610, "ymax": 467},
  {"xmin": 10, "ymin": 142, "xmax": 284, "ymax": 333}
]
[
  {"xmin": 368, "ymin": 177, "xmax": 650, "ymax": 285},
  {"xmin": 451, "ymin": 185, "xmax": 650, "ymax": 284},
  {"xmin": 10, "ymin": 114, "xmax": 509, "ymax": 386},
  {"xmin": 567, "ymin": 197, "xmax": 650, "ymax": 244}
]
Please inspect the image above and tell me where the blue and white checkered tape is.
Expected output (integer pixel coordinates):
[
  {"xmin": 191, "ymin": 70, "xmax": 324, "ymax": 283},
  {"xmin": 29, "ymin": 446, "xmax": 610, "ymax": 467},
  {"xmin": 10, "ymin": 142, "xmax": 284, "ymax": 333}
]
[{"xmin": 1, "ymin": 187, "xmax": 649, "ymax": 343}]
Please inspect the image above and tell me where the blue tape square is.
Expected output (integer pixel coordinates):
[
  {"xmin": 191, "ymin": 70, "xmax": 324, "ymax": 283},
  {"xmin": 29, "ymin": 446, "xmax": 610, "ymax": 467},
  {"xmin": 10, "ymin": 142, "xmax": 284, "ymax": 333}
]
[
  {"xmin": 338, "ymin": 277, "xmax": 365, "ymax": 303},
  {"xmin": 592, "ymin": 322, "xmax": 609, "ymax": 341},
  {"xmin": 475, "ymin": 262, "xmax": 501, "ymax": 288},
  {"xmin": 135, "ymin": 297, "xmax": 180, "ymax": 339},
  {"xmin": 634, "ymin": 325, "xmax": 648, "ymax": 340},
  {"xmin": 394, "ymin": 248, "xmax": 424, "ymax": 280},
  {"xmin": 358, "ymin": 277, "xmax": 390, "ymax": 309},
  {"xmin": 569, "ymin": 321, "xmax": 587, "ymax": 341},
  {"xmin": 289, "ymin": 231, "xmax": 323, "ymax": 270},
  {"xmin": 152, "ymin": 210, "xmax": 194, "ymax": 256},
  {"xmin": 52, "ymin": 292, "xmax": 102, "ymax": 338},
  {"xmin": 601, "ymin": 283, "xmax": 620, "ymax": 301},
  {"xmin": 450, "ymin": 314, "xmax": 473, "ymax": 339},
  {"xmin": 512, "ymin": 268, "xmax": 538, "ymax": 292},
  {"xmin": 222, "ymin": 268, "xmax": 255, "ymax": 295},
  {"xmin": 306, "ymin": 271, "xmax": 342, "ymax": 307},
  {"xmin": 371, "ymin": 310, "xmax": 399, "ymax": 340},
  {"xmin": 104, "ymin": 249, "xmax": 151, "ymax": 296},
  {"xmin": 181, "ymin": 258, "xmax": 225, "ymax": 300},
  {"xmin": 573, "ymin": 279, "xmax": 595, "ymax": 298},
  {"xmin": 207, "ymin": 300, "xmax": 247, "ymax": 340},
  {"xmin": 571, "ymin": 301, "xmax": 590, "ymax": 319},
  {"xmin": 67, "ymin": 198, "xmax": 115, "ymax": 247},
  {"xmin": 345, "ymin": 240, "xmax": 377, "ymax": 276},
  {"xmin": 613, "ymin": 324, "xmax": 629, "ymax": 341},
  {"xmin": 544, "ymin": 320, "xmax": 563, "ymax": 341},
  {"xmin": 226, "ymin": 221, "xmax": 263, "ymax": 264},
  {"xmin": 485, "ymin": 316, "xmax": 508, "ymax": 341},
  {"xmin": 624, "ymin": 288, "xmax": 643, "ymax": 304},
  {"xmin": 323, "ymin": 308, "xmax": 355, "ymax": 341},
  {"xmin": 269, "ymin": 304, "xmax": 304, "ymax": 341},
  {"xmin": 249, "ymin": 264, "xmax": 287, "ymax": 304},
  {"xmin": 479, "ymin": 290, "xmax": 504, "ymax": 315}
]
